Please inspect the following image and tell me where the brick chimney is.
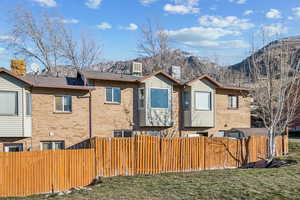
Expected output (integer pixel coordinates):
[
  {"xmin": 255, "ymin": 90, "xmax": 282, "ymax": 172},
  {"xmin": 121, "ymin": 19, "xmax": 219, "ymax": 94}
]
[{"xmin": 11, "ymin": 60, "xmax": 26, "ymax": 76}]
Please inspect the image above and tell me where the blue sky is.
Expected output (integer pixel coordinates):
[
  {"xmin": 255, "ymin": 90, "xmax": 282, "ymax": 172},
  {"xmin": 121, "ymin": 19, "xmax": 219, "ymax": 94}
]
[{"xmin": 0, "ymin": 0, "xmax": 300, "ymax": 68}]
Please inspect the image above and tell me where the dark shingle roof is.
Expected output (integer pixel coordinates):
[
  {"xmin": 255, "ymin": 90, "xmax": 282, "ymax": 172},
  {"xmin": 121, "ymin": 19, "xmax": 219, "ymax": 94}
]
[
  {"xmin": 23, "ymin": 74, "xmax": 92, "ymax": 90},
  {"xmin": 83, "ymin": 71, "xmax": 140, "ymax": 82}
]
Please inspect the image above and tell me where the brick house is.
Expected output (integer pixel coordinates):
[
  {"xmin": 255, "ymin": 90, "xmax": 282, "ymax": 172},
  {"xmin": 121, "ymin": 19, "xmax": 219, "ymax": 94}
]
[{"xmin": 0, "ymin": 64, "xmax": 251, "ymax": 152}]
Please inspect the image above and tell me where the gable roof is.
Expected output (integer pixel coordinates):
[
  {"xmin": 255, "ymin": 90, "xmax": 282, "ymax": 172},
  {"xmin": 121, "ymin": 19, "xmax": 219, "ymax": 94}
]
[
  {"xmin": 185, "ymin": 74, "xmax": 250, "ymax": 91},
  {"xmin": 138, "ymin": 71, "xmax": 182, "ymax": 85},
  {"xmin": 0, "ymin": 68, "xmax": 33, "ymax": 86}
]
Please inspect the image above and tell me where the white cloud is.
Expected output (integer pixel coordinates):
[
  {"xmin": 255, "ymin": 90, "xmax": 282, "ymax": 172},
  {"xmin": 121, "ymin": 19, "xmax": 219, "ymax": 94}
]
[
  {"xmin": 139, "ymin": 0, "xmax": 157, "ymax": 5},
  {"xmin": 32, "ymin": 0, "xmax": 57, "ymax": 7},
  {"xmin": 86, "ymin": 0, "xmax": 103, "ymax": 9},
  {"xmin": 120, "ymin": 23, "xmax": 138, "ymax": 31},
  {"xmin": 244, "ymin": 10, "xmax": 253, "ymax": 16},
  {"xmin": 96, "ymin": 22, "xmax": 112, "ymax": 30},
  {"xmin": 261, "ymin": 23, "xmax": 288, "ymax": 37},
  {"xmin": 0, "ymin": 48, "xmax": 5, "ymax": 54},
  {"xmin": 229, "ymin": 0, "xmax": 246, "ymax": 4},
  {"xmin": 198, "ymin": 15, "xmax": 255, "ymax": 30},
  {"xmin": 291, "ymin": 7, "xmax": 300, "ymax": 19},
  {"xmin": 165, "ymin": 26, "xmax": 248, "ymax": 48},
  {"xmin": 164, "ymin": 4, "xmax": 198, "ymax": 14},
  {"xmin": 0, "ymin": 35, "xmax": 15, "ymax": 42},
  {"xmin": 265, "ymin": 9, "xmax": 282, "ymax": 19},
  {"xmin": 52, "ymin": 18, "xmax": 79, "ymax": 24},
  {"xmin": 164, "ymin": 0, "xmax": 199, "ymax": 14}
]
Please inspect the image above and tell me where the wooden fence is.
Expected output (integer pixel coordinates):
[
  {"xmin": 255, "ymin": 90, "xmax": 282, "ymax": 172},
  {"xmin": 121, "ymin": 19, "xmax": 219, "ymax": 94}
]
[
  {"xmin": 0, "ymin": 135, "xmax": 288, "ymax": 197},
  {"xmin": 0, "ymin": 149, "xmax": 95, "ymax": 197},
  {"xmin": 91, "ymin": 135, "xmax": 289, "ymax": 177}
]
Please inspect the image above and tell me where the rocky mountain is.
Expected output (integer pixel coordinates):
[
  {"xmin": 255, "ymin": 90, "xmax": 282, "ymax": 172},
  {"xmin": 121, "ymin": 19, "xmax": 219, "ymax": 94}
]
[
  {"xmin": 44, "ymin": 50, "xmax": 219, "ymax": 80},
  {"xmin": 230, "ymin": 37, "xmax": 300, "ymax": 75}
]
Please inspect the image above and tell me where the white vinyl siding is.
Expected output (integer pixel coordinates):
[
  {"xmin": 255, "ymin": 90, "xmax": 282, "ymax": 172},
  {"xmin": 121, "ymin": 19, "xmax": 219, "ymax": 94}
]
[
  {"xmin": 0, "ymin": 73, "xmax": 32, "ymax": 137},
  {"xmin": 195, "ymin": 92, "xmax": 211, "ymax": 110}
]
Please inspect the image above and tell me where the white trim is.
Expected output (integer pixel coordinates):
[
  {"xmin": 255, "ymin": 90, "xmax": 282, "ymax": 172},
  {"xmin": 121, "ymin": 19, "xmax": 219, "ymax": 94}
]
[
  {"xmin": 105, "ymin": 87, "xmax": 121, "ymax": 104},
  {"xmin": 194, "ymin": 91, "xmax": 211, "ymax": 111}
]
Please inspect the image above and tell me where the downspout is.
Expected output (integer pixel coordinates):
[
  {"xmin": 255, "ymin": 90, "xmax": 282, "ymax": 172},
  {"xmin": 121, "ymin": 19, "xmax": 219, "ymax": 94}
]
[{"xmin": 89, "ymin": 90, "xmax": 92, "ymax": 139}]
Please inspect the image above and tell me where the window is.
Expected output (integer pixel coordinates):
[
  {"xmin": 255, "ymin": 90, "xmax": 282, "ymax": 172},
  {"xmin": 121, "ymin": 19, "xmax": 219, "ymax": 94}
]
[
  {"xmin": 150, "ymin": 88, "xmax": 169, "ymax": 109},
  {"xmin": 148, "ymin": 131, "xmax": 161, "ymax": 137},
  {"xmin": 26, "ymin": 93, "xmax": 32, "ymax": 116},
  {"xmin": 55, "ymin": 96, "xmax": 72, "ymax": 112},
  {"xmin": 113, "ymin": 130, "xmax": 133, "ymax": 138},
  {"xmin": 182, "ymin": 91, "xmax": 190, "ymax": 110},
  {"xmin": 4, "ymin": 144, "xmax": 23, "ymax": 152},
  {"xmin": 138, "ymin": 88, "xmax": 145, "ymax": 109},
  {"xmin": 41, "ymin": 141, "xmax": 65, "ymax": 150},
  {"xmin": 106, "ymin": 87, "xmax": 121, "ymax": 103},
  {"xmin": 0, "ymin": 91, "xmax": 18, "ymax": 116},
  {"xmin": 195, "ymin": 92, "xmax": 211, "ymax": 110},
  {"xmin": 228, "ymin": 95, "xmax": 239, "ymax": 109}
]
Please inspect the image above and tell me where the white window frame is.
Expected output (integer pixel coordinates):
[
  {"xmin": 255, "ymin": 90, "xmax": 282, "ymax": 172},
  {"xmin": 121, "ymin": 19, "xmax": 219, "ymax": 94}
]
[
  {"xmin": 150, "ymin": 87, "xmax": 170, "ymax": 109},
  {"xmin": 40, "ymin": 141, "xmax": 65, "ymax": 150},
  {"xmin": 113, "ymin": 130, "xmax": 133, "ymax": 138},
  {"xmin": 54, "ymin": 95, "xmax": 72, "ymax": 113},
  {"xmin": 194, "ymin": 91, "xmax": 211, "ymax": 111},
  {"xmin": 138, "ymin": 88, "xmax": 145, "ymax": 109},
  {"xmin": 26, "ymin": 92, "xmax": 32, "ymax": 116},
  {"xmin": 105, "ymin": 87, "xmax": 121, "ymax": 104},
  {"xmin": 0, "ymin": 91, "xmax": 18, "ymax": 116},
  {"xmin": 228, "ymin": 95, "xmax": 239, "ymax": 109}
]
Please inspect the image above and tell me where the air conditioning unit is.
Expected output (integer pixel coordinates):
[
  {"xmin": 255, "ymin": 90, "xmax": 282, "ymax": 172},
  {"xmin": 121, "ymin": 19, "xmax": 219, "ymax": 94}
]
[
  {"xmin": 169, "ymin": 66, "xmax": 181, "ymax": 80},
  {"xmin": 131, "ymin": 62, "xmax": 143, "ymax": 76}
]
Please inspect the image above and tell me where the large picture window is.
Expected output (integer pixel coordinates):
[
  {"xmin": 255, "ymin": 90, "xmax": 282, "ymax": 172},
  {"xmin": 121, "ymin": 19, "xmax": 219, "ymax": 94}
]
[
  {"xmin": 55, "ymin": 95, "xmax": 72, "ymax": 112},
  {"xmin": 106, "ymin": 87, "xmax": 121, "ymax": 103},
  {"xmin": 0, "ymin": 91, "xmax": 18, "ymax": 115},
  {"xmin": 195, "ymin": 92, "xmax": 211, "ymax": 110},
  {"xmin": 150, "ymin": 88, "xmax": 169, "ymax": 109}
]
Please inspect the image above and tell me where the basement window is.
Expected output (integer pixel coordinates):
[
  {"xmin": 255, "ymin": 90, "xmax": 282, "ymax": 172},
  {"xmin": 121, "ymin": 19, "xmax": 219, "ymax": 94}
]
[
  {"xmin": 55, "ymin": 95, "xmax": 72, "ymax": 112},
  {"xmin": 113, "ymin": 130, "xmax": 133, "ymax": 138},
  {"xmin": 41, "ymin": 141, "xmax": 65, "ymax": 150},
  {"xmin": 106, "ymin": 87, "xmax": 121, "ymax": 104}
]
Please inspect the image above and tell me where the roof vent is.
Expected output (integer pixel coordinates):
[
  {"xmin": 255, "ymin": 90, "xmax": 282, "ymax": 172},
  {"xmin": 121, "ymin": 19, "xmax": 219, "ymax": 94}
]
[
  {"xmin": 169, "ymin": 66, "xmax": 181, "ymax": 80},
  {"xmin": 131, "ymin": 62, "xmax": 143, "ymax": 76}
]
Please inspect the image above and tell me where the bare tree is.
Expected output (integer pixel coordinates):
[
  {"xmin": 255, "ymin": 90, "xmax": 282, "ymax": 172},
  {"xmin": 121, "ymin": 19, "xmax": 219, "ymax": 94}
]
[
  {"xmin": 137, "ymin": 20, "xmax": 171, "ymax": 72},
  {"xmin": 250, "ymin": 38, "xmax": 300, "ymax": 159},
  {"xmin": 4, "ymin": 7, "xmax": 101, "ymax": 72}
]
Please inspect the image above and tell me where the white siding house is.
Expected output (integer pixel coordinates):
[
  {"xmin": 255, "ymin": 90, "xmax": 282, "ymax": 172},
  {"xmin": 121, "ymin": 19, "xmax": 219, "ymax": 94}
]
[{"xmin": 0, "ymin": 73, "xmax": 32, "ymax": 137}]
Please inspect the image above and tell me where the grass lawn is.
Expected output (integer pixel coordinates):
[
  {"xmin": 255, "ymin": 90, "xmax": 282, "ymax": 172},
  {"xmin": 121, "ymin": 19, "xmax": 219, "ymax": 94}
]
[{"xmin": 4, "ymin": 142, "xmax": 300, "ymax": 200}]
